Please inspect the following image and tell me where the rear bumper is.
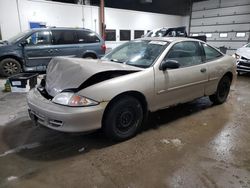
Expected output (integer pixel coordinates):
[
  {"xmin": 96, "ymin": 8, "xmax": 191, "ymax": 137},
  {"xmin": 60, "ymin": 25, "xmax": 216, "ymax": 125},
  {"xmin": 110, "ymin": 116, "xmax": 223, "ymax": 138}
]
[{"xmin": 27, "ymin": 88, "xmax": 107, "ymax": 132}]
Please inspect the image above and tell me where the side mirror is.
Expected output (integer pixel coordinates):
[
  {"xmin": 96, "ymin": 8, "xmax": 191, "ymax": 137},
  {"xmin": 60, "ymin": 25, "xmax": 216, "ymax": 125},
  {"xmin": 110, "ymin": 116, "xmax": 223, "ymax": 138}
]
[
  {"xmin": 160, "ymin": 60, "xmax": 180, "ymax": 71},
  {"xmin": 20, "ymin": 40, "xmax": 28, "ymax": 46}
]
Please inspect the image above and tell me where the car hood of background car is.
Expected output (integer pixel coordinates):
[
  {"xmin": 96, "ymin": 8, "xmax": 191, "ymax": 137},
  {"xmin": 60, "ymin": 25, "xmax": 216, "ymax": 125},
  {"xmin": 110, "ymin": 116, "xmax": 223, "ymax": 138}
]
[
  {"xmin": 45, "ymin": 57, "xmax": 143, "ymax": 97},
  {"xmin": 236, "ymin": 47, "xmax": 250, "ymax": 59}
]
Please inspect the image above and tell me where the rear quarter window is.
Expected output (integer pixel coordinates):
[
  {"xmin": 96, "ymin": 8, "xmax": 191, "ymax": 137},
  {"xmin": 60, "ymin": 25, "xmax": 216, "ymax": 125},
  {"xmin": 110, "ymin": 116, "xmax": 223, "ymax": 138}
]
[
  {"xmin": 202, "ymin": 43, "xmax": 223, "ymax": 61},
  {"xmin": 76, "ymin": 30, "xmax": 100, "ymax": 43}
]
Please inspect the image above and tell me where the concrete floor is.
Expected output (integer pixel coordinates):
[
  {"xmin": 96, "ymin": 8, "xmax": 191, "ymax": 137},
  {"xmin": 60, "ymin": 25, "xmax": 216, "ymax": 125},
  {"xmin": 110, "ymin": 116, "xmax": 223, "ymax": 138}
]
[{"xmin": 0, "ymin": 75, "xmax": 250, "ymax": 188}]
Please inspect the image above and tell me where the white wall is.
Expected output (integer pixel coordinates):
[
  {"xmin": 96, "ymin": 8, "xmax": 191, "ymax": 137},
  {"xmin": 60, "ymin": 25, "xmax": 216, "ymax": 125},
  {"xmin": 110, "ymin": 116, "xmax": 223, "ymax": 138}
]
[
  {"xmin": 0, "ymin": 0, "xmax": 21, "ymax": 40},
  {"xmin": 19, "ymin": 0, "xmax": 84, "ymax": 30},
  {"xmin": 0, "ymin": 0, "xmax": 189, "ymax": 49}
]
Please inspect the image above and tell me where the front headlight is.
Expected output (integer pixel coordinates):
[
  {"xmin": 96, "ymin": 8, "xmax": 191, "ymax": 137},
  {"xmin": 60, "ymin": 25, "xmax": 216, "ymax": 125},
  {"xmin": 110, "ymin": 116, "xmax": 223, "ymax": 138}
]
[
  {"xmin": 232, "ymin": 53, "xmax": 240, "ymax": 60},
  {"xmin": 52, "ymin": 92, "xmax": 99, "ymax": 107}
]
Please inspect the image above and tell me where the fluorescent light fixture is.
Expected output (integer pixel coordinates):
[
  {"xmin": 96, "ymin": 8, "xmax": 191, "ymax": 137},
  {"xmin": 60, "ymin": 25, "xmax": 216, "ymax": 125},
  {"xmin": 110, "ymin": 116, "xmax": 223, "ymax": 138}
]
[
  {"xmin": 236, "ymin": 32, "xmax": 246, "ymax": 37},
  {"xmin": 205, "ymin": 33, "xmax": 212, "ymax": 38},
  {"xmin": 219, "ymin": 33, "xmax": 228, "ymax": 38}
]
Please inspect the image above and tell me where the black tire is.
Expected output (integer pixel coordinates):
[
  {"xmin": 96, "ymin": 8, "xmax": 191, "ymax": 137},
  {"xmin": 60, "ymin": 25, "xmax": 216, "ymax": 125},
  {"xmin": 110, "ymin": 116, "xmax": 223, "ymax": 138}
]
[
  {"xmin": 103, "ymin": 96, "xmax": 143, "ymax": 141},
  {"xmin": 209, "ymin": 76, "xmax": 231, "ymax": 105},
  {"xmin": 0, "ymin": 58, "xmax": 22, "ymax": 77}
]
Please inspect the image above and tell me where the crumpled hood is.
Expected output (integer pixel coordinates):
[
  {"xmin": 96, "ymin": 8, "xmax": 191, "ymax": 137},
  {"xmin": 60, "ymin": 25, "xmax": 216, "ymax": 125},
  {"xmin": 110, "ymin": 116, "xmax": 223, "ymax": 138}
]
[
  {"xmin": 236, "ymin": 47, "xmax": 250, "ymax": 59},
  {"xmin": 45, "ymin": 57, "xmax": 142, "ymax": 97}
]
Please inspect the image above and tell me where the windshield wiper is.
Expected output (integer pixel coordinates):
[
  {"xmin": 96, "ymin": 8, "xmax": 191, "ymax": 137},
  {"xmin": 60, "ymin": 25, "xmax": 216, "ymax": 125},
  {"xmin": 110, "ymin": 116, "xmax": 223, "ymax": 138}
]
[{"xmin": 110, "ymin": 59, "xmax": 124, "ymax": 64}]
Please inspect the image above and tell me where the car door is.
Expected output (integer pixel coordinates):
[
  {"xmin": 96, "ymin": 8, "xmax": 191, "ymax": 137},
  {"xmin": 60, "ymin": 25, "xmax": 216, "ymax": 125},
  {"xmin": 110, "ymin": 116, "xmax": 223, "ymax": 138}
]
[
  {"xmin": 23, "ymin": 30, "xmax": 53, "ymax": 68},
  {"xmin": 154, "ymin": 41, "xmax": 208, "ymax": 109},
  {"xmin": 51, "ymin": 30, "xmax": 79, "ymax": 57}
]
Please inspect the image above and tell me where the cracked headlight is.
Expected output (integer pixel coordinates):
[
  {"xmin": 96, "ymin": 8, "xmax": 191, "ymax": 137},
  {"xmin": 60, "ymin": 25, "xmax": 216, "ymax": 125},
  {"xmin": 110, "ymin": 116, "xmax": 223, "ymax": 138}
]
[{"xmin": 52, "ymin": 92, "xmax": 99, "ymax": 107}]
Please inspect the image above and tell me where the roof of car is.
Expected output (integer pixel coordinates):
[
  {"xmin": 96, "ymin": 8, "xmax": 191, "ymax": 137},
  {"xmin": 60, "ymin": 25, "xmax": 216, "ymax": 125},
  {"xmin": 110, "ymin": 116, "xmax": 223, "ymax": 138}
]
[
  {"xmin": 141, "ymin": 37, "xmax": 203, "ymax": 43},
  {"xmin": 30, "ymin": 27, "xmax": 92, "ymax": 31}
]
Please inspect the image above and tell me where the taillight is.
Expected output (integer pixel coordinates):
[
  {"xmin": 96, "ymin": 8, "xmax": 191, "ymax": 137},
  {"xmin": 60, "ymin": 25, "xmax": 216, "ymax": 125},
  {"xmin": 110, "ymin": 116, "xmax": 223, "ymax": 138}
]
[{"xmin": 101, "ymin": 44, "xmax": 106, "ymax": 53}]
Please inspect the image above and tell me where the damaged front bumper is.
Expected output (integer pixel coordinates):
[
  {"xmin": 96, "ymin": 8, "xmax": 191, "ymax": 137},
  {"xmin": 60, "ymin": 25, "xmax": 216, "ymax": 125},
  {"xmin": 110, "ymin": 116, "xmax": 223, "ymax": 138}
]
[
  {"xmin": 27, "ymin": 88, "xmax": 107, "ymax": 132},
  {"xmin": 236, "ymin": 57, "xmax": 250, "ymax": 73}
]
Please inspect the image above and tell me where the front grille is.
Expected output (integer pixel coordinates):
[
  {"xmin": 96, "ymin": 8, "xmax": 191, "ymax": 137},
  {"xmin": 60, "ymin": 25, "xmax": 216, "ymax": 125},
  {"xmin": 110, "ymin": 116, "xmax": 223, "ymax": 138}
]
[
  {"xmin": 29, "ymin": 110, "xmax": 63, "ymax": 128},
  {"xmin": 241, "ymin": 56, "xmax": 249, "ymax": 61},
  {"xmin": 29, "ymin": 110, "xmax": 46, "ymax": 125},
  {"xmin": 49, "ymin": 120, "xmax": 63, "ymax": 127},
  {"xmin": 238, "ymin": 62, "xmax": 250, "ymax": 67}
]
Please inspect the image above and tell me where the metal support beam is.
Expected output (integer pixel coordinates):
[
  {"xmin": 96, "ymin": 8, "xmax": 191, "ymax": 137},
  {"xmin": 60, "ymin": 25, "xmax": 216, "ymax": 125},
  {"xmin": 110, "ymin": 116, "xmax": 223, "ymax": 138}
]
[{"xmin": 99, "ymin": 0, "xmax": 105, "ymax": 39}]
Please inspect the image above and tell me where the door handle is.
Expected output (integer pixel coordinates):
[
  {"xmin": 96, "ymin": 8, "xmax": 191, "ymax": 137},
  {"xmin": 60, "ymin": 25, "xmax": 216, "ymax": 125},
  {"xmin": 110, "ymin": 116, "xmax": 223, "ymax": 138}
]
[
  {"xmin": 48, "ymin": 49, "xmax": 53, "ymax": 53},
  {"xmin": 200, "ymin": 68, "xmax": 206, "ymax": 73}
]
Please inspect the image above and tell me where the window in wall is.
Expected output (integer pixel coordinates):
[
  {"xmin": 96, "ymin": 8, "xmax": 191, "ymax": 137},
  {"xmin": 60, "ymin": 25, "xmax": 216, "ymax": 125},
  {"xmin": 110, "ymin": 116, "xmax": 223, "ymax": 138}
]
[
  {"xmin": 236, "ymin": 32, "xmax": 246, "ymax": 38},
  {"xmin": 134, "ymin": 30, "xmax": 144, "ymax": 39},
  {"xmin": 120, "ymin": 30, "xmax": 131, "ymax": 41},
  {"xmin": 219, "ymin": 33, "xmax": 228, "ymax": 38},
  {"xmin": 205, "ymin": 33, "xmax": 212, "ymax": 38},
  {"xmin": 26, "ymin": 31, "xmax": 51, "ymax": 45},
  {"xmin": 51, "ymin": 30, "xmax": 77, "ymax": 45},
  {"xmin": 202, "ymin": 43, "xmax": 223, "ymax": 61},
  {"xmin": 165, "ymin": 41, "xmax": 203, "ymax": 68},
  {"xmin": 76, "ymin": 30, "xmax": 100, "ymax": 43},
  {"xmin": 105, "ymin": 30, "xmax": 116, "ymax": 41}
]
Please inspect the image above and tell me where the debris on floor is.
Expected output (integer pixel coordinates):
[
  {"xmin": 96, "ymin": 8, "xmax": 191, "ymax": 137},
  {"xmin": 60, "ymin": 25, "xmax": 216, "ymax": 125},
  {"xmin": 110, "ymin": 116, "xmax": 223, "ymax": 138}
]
[
  {"xmin": 7, "ymin": 176, "xmax": 18, "ymax": 182},
  {"xmin": 78, "ymin": 147, "xmax": 86, "ymax": 152},
  {"xmin": 160, "ymin": 138, "xmax": 184, "ymax": 149},
  {"xmin": 170, "ymin": 139, "xmax": 183, "ymax": 148},
  {"xmin": 202, "ymin": 122, "xmax": 208, "ymax": 126},
  {"xmin": 160, "ymin": 139, "xmax": 170, "ymax": 144}
]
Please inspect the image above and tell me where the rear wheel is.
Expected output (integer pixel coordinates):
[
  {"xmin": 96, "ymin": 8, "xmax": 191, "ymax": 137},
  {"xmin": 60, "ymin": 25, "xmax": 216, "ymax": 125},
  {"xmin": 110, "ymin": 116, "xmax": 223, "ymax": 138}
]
[
  {"xmin": 103, "ymin": 96, "xmax": 143, "ymax": 141},
  {"xmin": 0, "ymin": 58, "xmax": 21, "ymax": 77},
  {"xmin": 209, "ymin": 76, "xmax": 231, "ymax": 104}
]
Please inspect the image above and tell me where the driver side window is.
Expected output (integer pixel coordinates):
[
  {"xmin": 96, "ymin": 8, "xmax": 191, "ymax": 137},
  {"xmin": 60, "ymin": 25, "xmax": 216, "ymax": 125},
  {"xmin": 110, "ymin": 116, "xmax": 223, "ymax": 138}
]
[
  {"xmin": 164, "ymin": 41, "xmax": 203, "ymax": 68},
  {"xmin": 26, "ymin": 31, "xmax": 51, "ymax": 46}
]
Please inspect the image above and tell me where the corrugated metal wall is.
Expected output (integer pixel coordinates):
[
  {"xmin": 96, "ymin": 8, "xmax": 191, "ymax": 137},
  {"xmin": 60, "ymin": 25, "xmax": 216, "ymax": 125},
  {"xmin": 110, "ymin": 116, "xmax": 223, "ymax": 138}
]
[{"xmin": 190, "ymin": 0, "xmax": 250, "ymax": 54}]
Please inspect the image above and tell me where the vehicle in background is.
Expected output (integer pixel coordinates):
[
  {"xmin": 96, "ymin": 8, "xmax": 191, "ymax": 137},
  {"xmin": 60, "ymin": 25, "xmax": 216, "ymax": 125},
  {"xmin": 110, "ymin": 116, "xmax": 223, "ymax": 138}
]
[
  {"xmin": 232, "ymin": 43, "xmax": 250, "ymax": 74},
  {"xmin": 144, "ymin": 26, "xmax": 187, "ymax": 38},
  {"xmin": 144, "ymin": 26, "xmax": 207, "ymax": 42},
  {"xmin": 27, "ymin": 37, "xmax": 236, "ymax": 141},
  {"xmin": 0, "ymin": 27, "xmax": 106, "ymax": 77}
]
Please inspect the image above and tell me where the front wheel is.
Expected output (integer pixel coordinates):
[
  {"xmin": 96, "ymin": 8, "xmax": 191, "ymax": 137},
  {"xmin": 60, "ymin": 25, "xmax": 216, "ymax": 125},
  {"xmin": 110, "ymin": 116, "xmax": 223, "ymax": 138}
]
[
  {"xmin": 209, "ymin": 76, "xmax": 231, "ymax": 105},
  {"xmin": 0, "ymin": 58, "xmax": 22, "ymax": 77},
  {"xmin": 103, "ymin": 96, "xmax": 143, "ymax": 141}
]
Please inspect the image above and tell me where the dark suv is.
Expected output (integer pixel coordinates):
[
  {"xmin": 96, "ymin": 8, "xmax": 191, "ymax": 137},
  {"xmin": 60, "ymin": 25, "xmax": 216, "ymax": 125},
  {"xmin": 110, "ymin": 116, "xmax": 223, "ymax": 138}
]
[{"xmin": 0, "ymin": 27, "xmax": 106, "ymax": 76}]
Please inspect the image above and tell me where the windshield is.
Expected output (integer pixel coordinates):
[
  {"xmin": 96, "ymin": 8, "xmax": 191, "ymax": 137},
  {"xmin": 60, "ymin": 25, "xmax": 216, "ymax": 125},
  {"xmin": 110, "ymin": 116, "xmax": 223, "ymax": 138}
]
[
  {"xmin": 103, "ymin": 40, "xmax": 169, "ymax": 68},
  {"xmin": 7, "ymin": 30, "xmax": 31, "ymax": 44}
]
